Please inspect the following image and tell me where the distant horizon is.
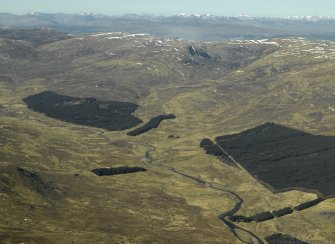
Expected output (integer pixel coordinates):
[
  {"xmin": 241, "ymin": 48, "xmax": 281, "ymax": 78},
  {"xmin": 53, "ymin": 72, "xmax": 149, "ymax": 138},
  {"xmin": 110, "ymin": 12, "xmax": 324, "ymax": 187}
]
[
  {"xmin": 1, "ymin": 0, "xmax": 335, "ymax": 18},
  {"xmin": 2, "ymin": 12, "xmax": 335, "ymax": 19}
]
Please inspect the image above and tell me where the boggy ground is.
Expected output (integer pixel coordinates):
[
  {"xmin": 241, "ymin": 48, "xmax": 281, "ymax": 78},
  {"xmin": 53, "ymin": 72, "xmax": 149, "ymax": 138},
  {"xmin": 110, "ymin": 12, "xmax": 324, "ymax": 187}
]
[{"xmin": 1, "ymin": 31, "xmax": 335, "ymax": 243}]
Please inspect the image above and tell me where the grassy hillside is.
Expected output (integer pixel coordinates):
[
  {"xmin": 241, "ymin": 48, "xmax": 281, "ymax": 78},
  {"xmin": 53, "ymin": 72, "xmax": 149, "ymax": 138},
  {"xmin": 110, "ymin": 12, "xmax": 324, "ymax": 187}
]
[{"xmin": 0, "ymin": 30, "xmax": 335, "ymax": 243}]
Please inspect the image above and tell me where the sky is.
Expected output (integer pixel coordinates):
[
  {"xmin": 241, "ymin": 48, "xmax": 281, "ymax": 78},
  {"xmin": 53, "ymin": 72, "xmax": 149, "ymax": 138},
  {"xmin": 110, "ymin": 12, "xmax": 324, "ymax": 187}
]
[{"xmin": 1, "ymin": 0, "xmax": 335, "ymax": 17}]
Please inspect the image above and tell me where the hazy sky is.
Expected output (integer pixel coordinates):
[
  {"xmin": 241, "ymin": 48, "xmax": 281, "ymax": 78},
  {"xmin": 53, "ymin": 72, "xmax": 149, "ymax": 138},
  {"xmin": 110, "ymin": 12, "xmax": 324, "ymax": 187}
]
[{"xmin": 1, "ymin": 0, "xmax": 335, "ymax": 17}]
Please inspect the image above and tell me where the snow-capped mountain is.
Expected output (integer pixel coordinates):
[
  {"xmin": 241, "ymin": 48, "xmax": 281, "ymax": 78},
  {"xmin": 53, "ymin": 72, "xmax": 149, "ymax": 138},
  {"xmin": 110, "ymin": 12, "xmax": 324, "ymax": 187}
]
[
  {"xmin": 1, "ymin": 13, "xmax": 335, "ymax": 41},
  {"xmin": 175, "ymin": 13, "xmax": 216, "ymax": 19},
  {"xmin": 284, "ymin": 16, "xmax": 335, "ymax": 22}
]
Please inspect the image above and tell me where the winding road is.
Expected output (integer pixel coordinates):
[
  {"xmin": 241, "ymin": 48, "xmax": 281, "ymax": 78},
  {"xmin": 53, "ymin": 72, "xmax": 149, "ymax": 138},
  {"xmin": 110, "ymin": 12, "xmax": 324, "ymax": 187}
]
[{"xmin": 98, "ymin": 130, "xmax": 264, "ymax": 244}]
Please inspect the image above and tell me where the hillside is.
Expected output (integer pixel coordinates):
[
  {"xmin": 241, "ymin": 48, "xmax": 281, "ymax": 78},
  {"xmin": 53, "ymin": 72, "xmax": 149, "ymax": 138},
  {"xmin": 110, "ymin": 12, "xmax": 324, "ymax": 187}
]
[{"xmin": 0, "ymin": 29, "xmax": 335, "ymax": 243}]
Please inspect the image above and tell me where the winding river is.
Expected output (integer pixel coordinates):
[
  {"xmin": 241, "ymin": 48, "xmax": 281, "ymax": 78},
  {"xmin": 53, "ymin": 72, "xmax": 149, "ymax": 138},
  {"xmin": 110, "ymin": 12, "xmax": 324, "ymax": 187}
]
[{"xmin": 98, "ymin": 130, "xmax": 264, "ymax": 244}]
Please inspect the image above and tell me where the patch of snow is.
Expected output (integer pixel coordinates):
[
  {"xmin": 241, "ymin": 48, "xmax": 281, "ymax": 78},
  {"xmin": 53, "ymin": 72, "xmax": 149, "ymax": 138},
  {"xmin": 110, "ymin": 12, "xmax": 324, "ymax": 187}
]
[
  {"xmin": 302, "ymin": 49, "xmax": 326, "ymax": 54},
  {"xmin": 90, "ymin": 32, "xmax": 116, "ymax": 37},
  {"xmin": 258, "ymin": 39, "xmax": 281, "ymax": 46},
  {"xmin": 107, "ymin": 37, "xmax": 122, "ymax": 40},
  {"xmin": 176, "ymin": 69, "xmax": 184, "ymax": 76},
  {"xmin": 124, "ymin": 33, "xmax": 150, "ymax": 38},
  {"xmin": 213, "ymin": 89, "xmax": 224, "ymax": 96}
]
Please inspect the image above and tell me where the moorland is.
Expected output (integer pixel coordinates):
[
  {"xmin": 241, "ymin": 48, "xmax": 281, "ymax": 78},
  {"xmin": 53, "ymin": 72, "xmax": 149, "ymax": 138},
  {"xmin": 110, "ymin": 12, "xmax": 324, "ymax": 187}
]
[{"xmin": 0, "ymin": 29, "xmax": 335, "ymax": 243}]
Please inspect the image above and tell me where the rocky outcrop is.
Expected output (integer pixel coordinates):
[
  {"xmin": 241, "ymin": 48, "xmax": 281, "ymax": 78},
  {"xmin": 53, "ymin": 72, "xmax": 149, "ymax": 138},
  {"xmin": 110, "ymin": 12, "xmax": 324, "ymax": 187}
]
[
  {"xmin": 187, "ymin": 45, "xmax": 211, "ymax": 59},
  {"xmin": 17, "ymin": 167, "xmax": 54, "ymax": 196}
]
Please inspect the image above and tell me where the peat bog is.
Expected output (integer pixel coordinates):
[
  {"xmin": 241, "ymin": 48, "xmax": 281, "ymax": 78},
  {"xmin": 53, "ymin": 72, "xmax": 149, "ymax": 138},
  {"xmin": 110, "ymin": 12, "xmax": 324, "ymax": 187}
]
[
  {"xmin": 127, "ymin": 114, "xmax": 176, "ymax": 136},
  {"xmin": 91, "ymin": 167, "xmax": 147, "ymax": 176},
  {"xmin": 214, "ymin": 123, "xmax": 335, "ymax": 198},
  {"xmin": 23, "ymin": 91, "xmax": 142, "ymax": 131}
]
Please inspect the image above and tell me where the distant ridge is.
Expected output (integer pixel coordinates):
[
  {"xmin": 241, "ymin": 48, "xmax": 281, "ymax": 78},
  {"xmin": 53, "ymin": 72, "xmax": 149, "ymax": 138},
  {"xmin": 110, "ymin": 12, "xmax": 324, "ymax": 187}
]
[{"xmin": 1, "ymin": 13, "xmax": 335, "ymax": 41}]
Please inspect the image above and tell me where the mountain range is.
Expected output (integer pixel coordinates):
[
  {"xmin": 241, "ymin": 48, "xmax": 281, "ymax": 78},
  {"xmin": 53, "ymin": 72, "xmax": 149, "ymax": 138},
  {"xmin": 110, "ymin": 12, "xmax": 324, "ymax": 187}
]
[{"xmin": 1, "ymin": 13, "xmax": 335, "ymax": 41}]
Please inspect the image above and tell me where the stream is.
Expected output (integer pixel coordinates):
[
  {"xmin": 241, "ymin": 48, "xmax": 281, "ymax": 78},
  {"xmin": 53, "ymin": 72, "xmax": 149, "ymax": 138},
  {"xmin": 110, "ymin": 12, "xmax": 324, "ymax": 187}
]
[{"xmin": 99, "ymin": 130, "xmax": 264, "ymax": 244}]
